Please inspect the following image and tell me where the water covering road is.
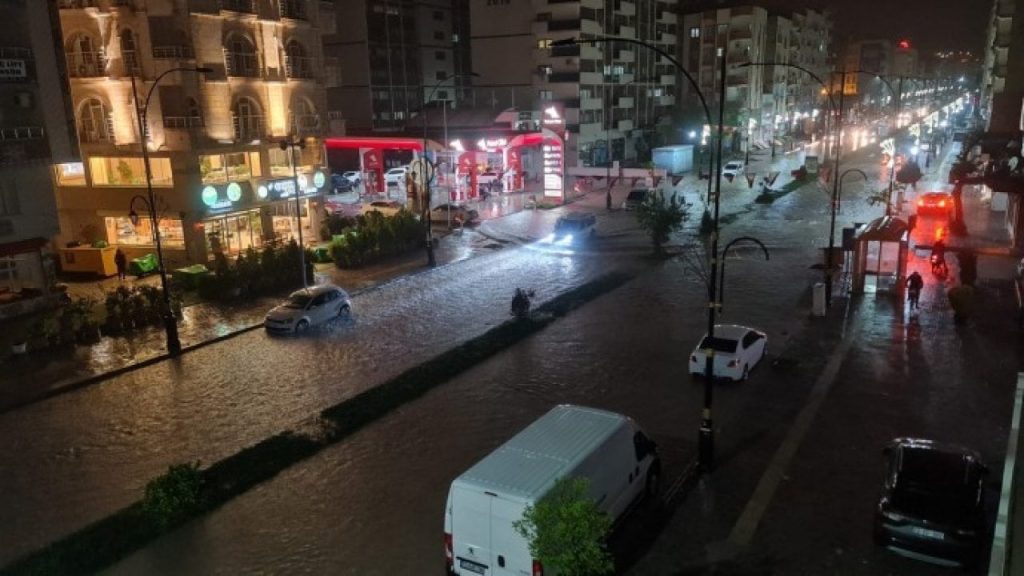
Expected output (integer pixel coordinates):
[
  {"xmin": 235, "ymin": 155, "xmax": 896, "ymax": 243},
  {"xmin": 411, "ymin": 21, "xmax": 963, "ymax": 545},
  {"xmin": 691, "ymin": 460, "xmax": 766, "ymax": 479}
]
[{"xmin": 0, "ymin": 246, "xmax": 637, "ymax": 566}]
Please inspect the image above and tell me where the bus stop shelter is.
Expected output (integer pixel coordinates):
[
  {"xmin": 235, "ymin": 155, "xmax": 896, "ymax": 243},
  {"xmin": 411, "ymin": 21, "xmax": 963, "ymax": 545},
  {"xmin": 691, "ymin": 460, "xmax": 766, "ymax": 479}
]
[{"xmin": 851, "ymin": 216, "xmax": 910, "ymax": 296}]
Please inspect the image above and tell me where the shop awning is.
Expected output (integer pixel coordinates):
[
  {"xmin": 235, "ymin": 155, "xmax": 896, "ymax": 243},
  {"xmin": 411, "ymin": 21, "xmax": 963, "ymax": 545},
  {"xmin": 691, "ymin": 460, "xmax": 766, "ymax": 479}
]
[
  {"xmin": 0, "ymin": 237, "xmax": 47, "ymax": 258},
  {"xmin": 856, "ymin": 217, "xmax": 908, "ymax": 242}
]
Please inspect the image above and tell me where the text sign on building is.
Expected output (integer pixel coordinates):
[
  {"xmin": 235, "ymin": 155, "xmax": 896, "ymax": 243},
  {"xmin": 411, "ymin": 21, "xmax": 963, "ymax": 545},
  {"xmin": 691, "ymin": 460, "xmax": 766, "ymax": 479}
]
[
  {"xmin": 543, "ymin": 140, "xmax": 563, "ymax": 198},
  {"xmin": 0, "ymin": 59, "xmax": 26, "ymax": 80}
]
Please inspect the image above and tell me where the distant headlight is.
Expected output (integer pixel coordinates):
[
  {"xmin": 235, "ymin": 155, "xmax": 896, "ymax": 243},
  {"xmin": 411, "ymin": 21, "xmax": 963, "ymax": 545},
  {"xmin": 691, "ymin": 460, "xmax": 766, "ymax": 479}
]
[{"xmin": 560, "ymin": 234, "xmax": 574, "ymax": 244}]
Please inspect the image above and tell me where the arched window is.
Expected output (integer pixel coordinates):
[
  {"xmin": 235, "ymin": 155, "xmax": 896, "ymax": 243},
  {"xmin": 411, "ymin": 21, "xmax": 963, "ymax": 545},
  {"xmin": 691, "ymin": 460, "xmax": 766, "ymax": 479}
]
[
  {"xmin": 285, "ymin": 41, "xmax": 311, "ymax": 79},
  {"xmin": 120, "ymin": 29, "xmax": 140, "ymax": 75},
  {"xmin": 233, "ymin": 97, "xmax": 263, "ymax": 141},
  {"xmin": 78, "ymin": 98, "xmax": 111, "ymax": 143},
  {"xmin": 225, "ymin": 34, "xmax": 258, "ymax": 77},
  {"xmin": 289, "ymin": 97, "xmax": 319, "ymax": 134},
  {"xmin": 66, "ymin": 33, "xmax": 104, "ymax": 77}
]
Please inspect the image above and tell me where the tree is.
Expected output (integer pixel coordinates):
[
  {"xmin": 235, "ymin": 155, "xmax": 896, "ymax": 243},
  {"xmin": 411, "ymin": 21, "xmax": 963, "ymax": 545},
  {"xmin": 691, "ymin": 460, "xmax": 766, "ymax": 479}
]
[
  {"xmin": 636, "ymin": 190, "xmax": 688, "ymax": 255},
  {"xmin": 513, "ymin": 477, "xmax": 614, "ymax": 576},
  {"xmin": 896, "ymin": 161, "xmax": 923, "ymax": 186}
]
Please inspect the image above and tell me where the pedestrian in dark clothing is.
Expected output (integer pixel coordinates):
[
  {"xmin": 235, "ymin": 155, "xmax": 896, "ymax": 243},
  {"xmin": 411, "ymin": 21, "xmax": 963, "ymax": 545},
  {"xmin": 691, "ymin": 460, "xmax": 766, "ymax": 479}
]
[
  {"xmin": 906, "ymin": 271, "xmax": 923, "ymax": 310},
  {"xmin": 114, "ymin": 248, "xmax": 127, "ymax": 281}
]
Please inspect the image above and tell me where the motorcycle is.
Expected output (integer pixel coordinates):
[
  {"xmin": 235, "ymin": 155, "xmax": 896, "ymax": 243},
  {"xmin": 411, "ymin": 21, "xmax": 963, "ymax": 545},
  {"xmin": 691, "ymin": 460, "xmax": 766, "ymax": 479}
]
[{"xmin": 930, "ymin": 253, "xmax": 948, "ymax": 279}]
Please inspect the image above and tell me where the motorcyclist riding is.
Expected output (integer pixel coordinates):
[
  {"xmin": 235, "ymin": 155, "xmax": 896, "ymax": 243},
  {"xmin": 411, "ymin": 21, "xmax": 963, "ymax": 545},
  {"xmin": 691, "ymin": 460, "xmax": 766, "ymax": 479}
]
[
  {"xmin": 905, "ymin": 271, "xmax": 923, "ymax": 310},
  {"xmin": 930, "ymin": 239, "xmax": 948, "ymax": 277}
]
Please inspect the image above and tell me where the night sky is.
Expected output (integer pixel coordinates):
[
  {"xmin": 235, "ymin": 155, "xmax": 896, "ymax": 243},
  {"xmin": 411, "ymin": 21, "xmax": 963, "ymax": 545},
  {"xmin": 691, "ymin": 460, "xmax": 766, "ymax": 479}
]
[{"xmin": 734, "ymin": 0, "xmax": 990, "ymax": 53}]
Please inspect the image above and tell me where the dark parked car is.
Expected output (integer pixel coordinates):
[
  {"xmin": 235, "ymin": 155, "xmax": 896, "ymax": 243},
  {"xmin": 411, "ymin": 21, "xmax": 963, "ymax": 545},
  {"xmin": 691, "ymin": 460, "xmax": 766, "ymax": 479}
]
[
  {"xmin": 622, "ymin": 188, "xmax": 650, "ymax": 211},
  {"xmin": 874, "ymin": 438, "xmax": 988, "ymax": 567}
]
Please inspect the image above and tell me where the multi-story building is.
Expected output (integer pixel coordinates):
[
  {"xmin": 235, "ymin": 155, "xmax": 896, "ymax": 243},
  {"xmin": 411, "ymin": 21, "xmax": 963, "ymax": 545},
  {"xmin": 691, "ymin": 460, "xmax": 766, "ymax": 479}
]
[
  {"xmin": 323, "ymin": 0, "xmax": 473, "ymax": 133},
  {"xmin": 790, "ymin": 9, "xmax": 831, "ymax": 118},
  {"xmin": 472, "ymin": 0, "xmax": 678, "ymax": 168},
  {"xmin": 839, "ymin": 39, "xmax": 894, "ymax": 104},
  {"xmin": 680, "ymin": 5, "xmax": 768, "ymax": 147},
  {"xmin": 54, "ymin": 0, "xmax": 331, "ymax": 267},
  {"xmin": 982, "ymin": 0, "xmax": 1023, "ymax": 131},
  {"xmin": 0, "ymin": 0, "xmax": 77, "ymax": 308}
]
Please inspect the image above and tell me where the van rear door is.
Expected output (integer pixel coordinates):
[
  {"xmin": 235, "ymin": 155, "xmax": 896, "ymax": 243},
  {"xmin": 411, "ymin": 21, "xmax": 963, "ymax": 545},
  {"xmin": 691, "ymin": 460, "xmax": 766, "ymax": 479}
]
[{"xmin": 452, "ymin": 485, "xmax": 530, "ymax": 576}]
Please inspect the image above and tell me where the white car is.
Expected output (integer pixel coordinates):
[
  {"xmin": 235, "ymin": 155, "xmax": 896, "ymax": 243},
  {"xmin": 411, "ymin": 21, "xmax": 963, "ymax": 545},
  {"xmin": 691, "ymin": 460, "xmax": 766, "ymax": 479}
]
[
  {"xmin": 689, "ymin": 324, "xmax": 767, "ymax": 381},
  {"xmin": 721, "ymin": 161, "xmax": 745, "ymax": 178},
  {"xmin": 341, "ymin": 171, "xmax": 361, "ymax": 185},
  {"xmin": 362, "ymin": 200, "xmax": 403, "ymax": 217},
  {"xmin": 264, "ymin": 284, "xmax": 352, "ymax": 334},
  {"xmin": 384, "ymin": 166, "xmax": 408, "ymax": 186}
]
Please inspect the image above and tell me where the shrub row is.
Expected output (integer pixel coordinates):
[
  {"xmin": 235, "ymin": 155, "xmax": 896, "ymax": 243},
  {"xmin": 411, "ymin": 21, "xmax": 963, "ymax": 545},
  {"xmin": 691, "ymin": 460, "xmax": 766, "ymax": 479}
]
[
  {"xmin": 196, "ymin": 240, "xmax": 314, "ymax": 302},
  {"xmin": 1, "ymin": 271, "xmax": 634, "ymax": 576},
  {"xmin": 329, "ymin": 210, "xmax": 424, "ymax": 269}
]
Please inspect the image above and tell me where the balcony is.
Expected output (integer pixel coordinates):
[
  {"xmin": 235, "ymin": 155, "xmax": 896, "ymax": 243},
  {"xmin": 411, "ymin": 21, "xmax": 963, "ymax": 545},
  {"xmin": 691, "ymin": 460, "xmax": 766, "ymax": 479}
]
[
  {"xmin": 551, "ymin": 44, "xmax": 580, "ymax": 58},
  {"xmin": 0, "ymin": 127, "xmax": 45, "ymax": 141},
  {"xmin": 580, "ymin": 71, "xmax": 602, "ymax": 84},
  {"xmin": 163, "ymin": 116, "xmax": 203, "ymax": 129},
  {"xmin": 581, "ymin": 17, "xmax": 602, "ymax": 35},
  {"xmin": 615, "ymin": 96, "xmax": 634, "ymax": 108},
  {"xmin": 579, "ymin": 121, "xmax": 603, "ymax": 140},
  {"xmin": 580, "ymin": 97, "xmax": 602, "ymax": 110},
  {"xmin": 285, "ymin": 55, "xmax": 315, "ymax": 79},
  {"xmin": 657, "ymin": 32, "xmax": 676, "ymax": 44},
  {"xmin": 616, "ymin": 119, "xmax": 633, "ymax": 132},
  {"xmin": 657, "ymin": 10, "xmax": 676, "ymax": 24},
  {"xmin": 291, "ymin": 114, "xmax": 321, "ymax": 134},
  {"xmin": 233, "ymin": 115, "xmax": 265, "ymax": 142},
  {"xmin": 280, "ymin": 0, "xmax": 307, "ymax": 20},
  {"xmin": 58, "ymin": 0, "xmax": 97, "ymax": 8},
  {"xmin": 79, "ymin": 117, "xmax": 114, "ymax": 143},
  {"xmin": 617, "ymin": 26, "xmax": 636, "ymax": 38},
  {"xmin": 581, "ymin": 0, "xmax": 601, "ymax": 8},
  {"xmin": 616, "ymin": 49, "xmax": 634, "ymax": 62},
  {"xmin": 66, "ymin": 52, "xmax": 106, "ymax": 78},
  {"xmin": 122, "ymin": 50, "xmax": 141, "ymax": 76},
  {"xmin": 618, "ymin": 1, "xmax": 635, "ymax": 16},
  {"xmin": 547, "ymin": 71, "xmax": 580, "ymax": 83},
  {"xmin": 580, "ymin": 44, "xmax": 602, "ymax": 60},
  {"xmin": 153, "ymin": 45, "xmax": 195, "ymax": 60},
  {"xmin": 220, "ymin": 0, "xmax": 256, "ymax": 13},
  {"xmin": 658, "ymin": 94, "xmax": 675, "ymax": 106},
  {"xmin": 224, "ymin": 51, "xmax": 260, "ymax": 77}
]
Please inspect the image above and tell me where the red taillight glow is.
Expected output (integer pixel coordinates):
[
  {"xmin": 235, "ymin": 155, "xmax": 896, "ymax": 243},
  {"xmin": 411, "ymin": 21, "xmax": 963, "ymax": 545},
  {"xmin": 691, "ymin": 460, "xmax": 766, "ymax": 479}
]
[
  {"xmin": 917, "ymin": 199, "xmax": 924, "ymax": 206},
  {"xmin": 445, "ymin": 533, "xmax": 453, "ymax": 567},
  {"xmin": 533, "ymin": 559, "xmax": 545, "ymax": 576}
]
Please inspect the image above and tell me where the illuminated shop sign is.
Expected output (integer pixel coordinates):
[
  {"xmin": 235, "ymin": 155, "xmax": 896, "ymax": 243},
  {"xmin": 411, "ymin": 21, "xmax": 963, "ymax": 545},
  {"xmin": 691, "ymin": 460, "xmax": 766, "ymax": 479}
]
[
  {"xmin": 201, "ymin": 185, "xmax": 234, "ymax": 211},
  {"xmin": 477, "ymin": 137, "xmax": 508, "ymax": 152},
  {"xmin": 542, "ymin": 141, "xmax": 563, "ymax": 198},
  {"xmin": 263, "ymin": 170, "xmax": 327, "ymax": 199}
]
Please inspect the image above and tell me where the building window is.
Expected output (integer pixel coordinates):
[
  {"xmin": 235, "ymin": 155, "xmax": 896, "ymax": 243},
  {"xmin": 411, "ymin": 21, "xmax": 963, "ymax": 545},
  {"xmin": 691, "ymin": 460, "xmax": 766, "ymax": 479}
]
[
  {"xmin": 290, "ymin": 97, "xmax": 320, "ymax": 134},
  {"xmin": 268, "ymin": 147, "xmax": 292, "ymax": 177},
  {"xmin": 538, "ymin": 39, "xmax": 552, "ymax": 49},
  {"xmin": 233, "ymin": 97, "xmax": 264, "ymax": 141},
  {"xmin": 433, "ymin": 10, "xmax": 443, "ymax": 20},
  {"xmin": 285, "ymin": 40, "xmax": 313, "ymax": 79},
  {"xmin": 120, "ymin": 29, "xmax": 140, "ymax": 75},
  {"xmin": 55, "ymin": 162, "xmax": 87, "ymax": 186},
  {"xmin": 690, "ymin": 27, "xmax": 700, "ymax": 38},
  {"xmin": 539, "ymin": 90, "xmax": 552, "ymax": 101},
  {"xmin": 89, "ymin": 157, "xmax": 174, "ymax": 187},
  {"xmin": 435, "ymin": 71, "xmax": 447, "ymax": 80},
  {"xmin": 78, "ymin": 98, "xmax": 112, "ymax": 143},
  {"xmin": 66, "ymin": 33, "xmax": 105, "ymax": 78},
  {"xmin": 199, "ymin": 152, "xmax": 261, "ymax": 184},
  {"xmin": 435, "ymin": 50, "xmax": 446, "ymax": 61},
  {"xmin": 434, "ymin": 30, "xmax": 445, "ymax": 41},
  {"xmin": 437, "ymin": 90, "xmax": 448, "ymax": 100},
  {"xmin": 225, "ymin": 34, "xmax": 258, "ymax": 77},
  {"xmin": 105, "ymin": 216, "xmax": 185, "ymax": 248}
]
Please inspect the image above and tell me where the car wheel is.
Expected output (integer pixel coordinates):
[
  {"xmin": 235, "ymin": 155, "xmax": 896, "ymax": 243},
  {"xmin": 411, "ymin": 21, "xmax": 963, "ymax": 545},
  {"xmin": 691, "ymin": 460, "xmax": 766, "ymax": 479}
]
[
  {"xmin": 740, "ymin": 365, "xmax": 749, "ymax": 382},
  {"xmin": 338, "ymin": 304, "xmax": 350, "ymax": 318},
  {"xmin": 295, "ymin": 319, "xmax": 310, "ymax": 333}
]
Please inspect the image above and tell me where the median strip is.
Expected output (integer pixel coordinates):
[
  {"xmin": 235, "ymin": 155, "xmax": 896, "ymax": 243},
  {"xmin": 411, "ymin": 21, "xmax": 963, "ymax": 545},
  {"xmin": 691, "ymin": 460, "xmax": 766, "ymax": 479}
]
[{"xmin": 1, "ymin": 271, "xmax": 634, "ymax": 576}]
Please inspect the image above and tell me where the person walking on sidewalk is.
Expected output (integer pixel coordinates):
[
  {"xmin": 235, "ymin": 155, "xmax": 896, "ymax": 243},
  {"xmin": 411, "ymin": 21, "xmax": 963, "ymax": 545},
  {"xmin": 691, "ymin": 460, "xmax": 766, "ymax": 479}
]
[
  {"xmin": 114, "ymin": 248, "xmax": 127, "ymax": 281},
  {"xmin": 906, "ymin": 270, "xmax": 924, "ymax": 310}
]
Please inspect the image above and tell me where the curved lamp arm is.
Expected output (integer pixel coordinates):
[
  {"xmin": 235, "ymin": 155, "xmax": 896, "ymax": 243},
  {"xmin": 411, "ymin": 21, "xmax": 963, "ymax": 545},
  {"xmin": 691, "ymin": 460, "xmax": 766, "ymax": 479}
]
[{"xmin": 718, "ymin": 236, "xmax": 770, "ymax": 314}]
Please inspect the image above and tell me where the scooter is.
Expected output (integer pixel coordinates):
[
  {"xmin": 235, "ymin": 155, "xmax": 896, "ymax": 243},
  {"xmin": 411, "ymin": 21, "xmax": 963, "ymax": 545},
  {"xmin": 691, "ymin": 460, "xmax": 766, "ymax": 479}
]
[{"xmin": 930, "ymin": 253, "xmax": 948, "ymax": 279}]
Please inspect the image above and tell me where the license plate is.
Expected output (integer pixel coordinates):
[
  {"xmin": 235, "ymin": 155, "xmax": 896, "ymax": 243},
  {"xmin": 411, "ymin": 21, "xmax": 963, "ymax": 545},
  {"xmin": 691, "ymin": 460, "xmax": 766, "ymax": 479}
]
[
  {"xmin": 458, "ymin": 558, "xmax": 487, "ymax": 574},
  {"xmin": 910, "ymin": 526, "xmax": 945, "ymax": 540}
]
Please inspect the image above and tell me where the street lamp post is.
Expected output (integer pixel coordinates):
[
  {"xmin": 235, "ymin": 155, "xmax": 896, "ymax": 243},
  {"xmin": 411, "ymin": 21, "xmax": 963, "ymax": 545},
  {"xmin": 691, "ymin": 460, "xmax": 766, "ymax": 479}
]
[
  {"xmin": 420, "ymin": 72, "xmax": 479, "ymax": 267},
  {"xmin": 740, "ymin": 62, "xmax": 842, "ymax": 306},
  {"xmin": 847, "ymin": 71, "xmax": 899, "ymax": 215},
  {"xmin": 279, "ymin": 138, "xmax": 309, "ymax": 288},
  {"xmin": 129, "ymin": 66, "xmax": 211, "ymax": 357},
  {"xmin": 717, "ymin": 236, "xmax": 770, "ymax": 314},
  {"xmin": 553, "ymin": 32, "xmax": 725, "ymax": 471}
]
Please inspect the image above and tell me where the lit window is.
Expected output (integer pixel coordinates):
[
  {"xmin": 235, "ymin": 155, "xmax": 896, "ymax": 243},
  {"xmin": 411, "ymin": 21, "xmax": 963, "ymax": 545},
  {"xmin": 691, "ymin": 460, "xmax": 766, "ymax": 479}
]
[
  {"xmin": 538, "ymin": 39, "xmax": 552, "ymax": 49},
  {"xmin": 199, "ymin": 152, "xmax": 261, "ymax": 184},
  {"xmin": 690, "ymin": 27, "xmax": 699, "ymax": 38},
  {"xmin": 55, "ymin": 162, "xmax": 86, "ymax": 186},
  {"xmin": 105, "ymin": 216, "xmax": 185, "ymax": 247},
  {"xmin": 89, "ymin": 157, "xmax": 173, "ymax": 187}
]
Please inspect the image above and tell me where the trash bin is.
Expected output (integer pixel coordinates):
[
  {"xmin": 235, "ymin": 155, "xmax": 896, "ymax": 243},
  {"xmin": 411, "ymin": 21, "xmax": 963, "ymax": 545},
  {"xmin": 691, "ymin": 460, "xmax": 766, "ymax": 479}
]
[
  {"xmin": 129, "ymin": 253, "xmax": 158, "ymax": 276},
  {"xmin": 172, "ymin": 264, "xmax": 210, "ymax": 289},
  {"xmin": 812, "ymin": 282, "xmax": 826, "ymax": 317}
]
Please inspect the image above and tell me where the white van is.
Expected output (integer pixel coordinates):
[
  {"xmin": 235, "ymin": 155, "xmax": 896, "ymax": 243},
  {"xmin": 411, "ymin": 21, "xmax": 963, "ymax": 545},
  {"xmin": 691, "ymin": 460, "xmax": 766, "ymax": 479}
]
[{"xmin": 444, "ymin": 405, "xmax": 660, "ymax": 576}]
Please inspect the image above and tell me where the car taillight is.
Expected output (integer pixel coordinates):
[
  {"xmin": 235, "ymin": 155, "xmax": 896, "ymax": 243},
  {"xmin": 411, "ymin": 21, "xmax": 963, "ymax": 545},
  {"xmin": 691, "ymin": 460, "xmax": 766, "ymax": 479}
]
[
  {"xmin": 917, "ymin": 199, "xmax": 924, "ymax": 206},
  {"xmin": 532, "ymin": 559, "xmax": 544, "ymax": 576},
  {"xmin": 445, "ymin": 533, "xmax": 453, "ymax": 568},
  {"xmin": 938, "ymin": 200, "xmax": 946, "ymax": 208}
]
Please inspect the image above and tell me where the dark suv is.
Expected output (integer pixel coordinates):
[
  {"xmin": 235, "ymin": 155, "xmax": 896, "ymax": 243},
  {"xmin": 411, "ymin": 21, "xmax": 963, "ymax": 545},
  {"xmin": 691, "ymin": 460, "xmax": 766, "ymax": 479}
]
[{"xmin": 874, "ymin": 438, "xmax": 988, "ymax": 567}]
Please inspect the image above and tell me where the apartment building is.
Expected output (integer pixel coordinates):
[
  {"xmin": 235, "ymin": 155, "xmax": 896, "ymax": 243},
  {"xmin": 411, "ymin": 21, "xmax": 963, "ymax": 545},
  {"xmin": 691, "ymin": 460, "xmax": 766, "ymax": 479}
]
[
  {"xmin": 680, "ymin": 5, "xmax": 768, "ymax": 147},
  {"xmin": 472, "ymin": 0, "xmax": 679, "ymax": 168},
  {"xmin": 323, "ymin": 0, "xmax": 473, "ymax": 133},
  {"xmin": 53, "ymin": 0, "xmax": 331, "ymax": 267},
  {"xmin": 982, "ymin": 0, "xmax": 1023, "ymax": 131},
  {"xmin": 0, "ymin": 0, "xmax": 77, "ymax": 310}
]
